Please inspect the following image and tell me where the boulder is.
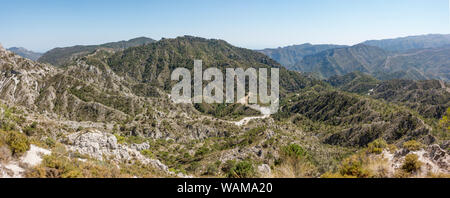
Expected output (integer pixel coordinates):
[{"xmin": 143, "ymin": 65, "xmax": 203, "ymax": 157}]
[{"xmin": 257, "ymin": 164, "xmax": 272, "ymax": 177}]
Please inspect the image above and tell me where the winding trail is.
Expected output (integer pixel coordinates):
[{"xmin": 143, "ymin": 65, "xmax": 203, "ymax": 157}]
[
  {"xmin": 232, "ymin": 105, "xmax": 272, "ymax": 126},
  {"xmin": 439, "ymin": 80, "xmax": 450, "ymax": 93}
]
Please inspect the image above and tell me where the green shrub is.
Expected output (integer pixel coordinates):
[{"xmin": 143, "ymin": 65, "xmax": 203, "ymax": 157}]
[
  {"xmin": 227, "ymin": 160, "xmax": 257, "ymax": 178},
  {"xmin": 140, "ymin": 149, "xmax": 154, "ymax": 159},
  {"xmin": 45, "ymin": 137, "xmax": 56, "ymax": 148},
  {"xmin": 6, "ymin": 131, "xmax": 30, "ymax": 156},
  {"xmin": 195, "ymin": 146, "xmax": 210, "ymax": 157},
  {"xmin": 283, "ymin": 144, "xmax": 306, "ymax": 159},
  {"xmin": 439, "ymin": 107, "xmax": 449, "ymax": 131},
  {"xmin": 114, "ymin": 133, "xmax": 126, "ymax": 144},
  {"xmin": 401, "ymin": 154, "xmax": 422, "ymax": 173},
  {"xmin": 402, "ymin": 140, "xmax": 424, "ymax": 151},
  {"xmin": 367, "ymin": 138, "xmax": 387, "ymax": 154}
]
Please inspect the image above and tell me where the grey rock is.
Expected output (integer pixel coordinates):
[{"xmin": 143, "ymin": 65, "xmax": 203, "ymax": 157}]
[
  {"xmin": 66, "ymin": 130, "xmax": 171, "ymax": 174},
  {"xmin": 440, "ymin": 141, "xmax": 450, "ymax": 150},
  {"xmin": 257, "ymin": 164, "xmax": 272, "ymax": 177},
  {"xmin": 131, "ymin": 142, "xmax": 150, "ymax": 151},
  {"xmin": 427, "ymin": 145, "xmax": 446, "ymax": 161}
]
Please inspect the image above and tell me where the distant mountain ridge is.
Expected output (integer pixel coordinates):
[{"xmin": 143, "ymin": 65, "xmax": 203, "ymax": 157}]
[
  {"xmin": 294, "ymin": 44, "xmax": 450, "ymax": 81},
  {"xmin": 362, "ymin": 34, "xmax": 450, "ymax": 52},
  {"xmin": 7, "ymin": 47, "xmax": 43, "ymax": 61},
  {"xmin": 37, "ymin": 37, "xmax": 156, "ymax": 66},
  {"xmin": 294, "ymin": 44, "xmax": 389, "ymax": 78},
  {"xmin": 259, "ymin": 34, "xmax": 450, "ymax": 82},
  {"xmin": 257, "ymin": 43, "xmax": 346, "ymax": 69}
]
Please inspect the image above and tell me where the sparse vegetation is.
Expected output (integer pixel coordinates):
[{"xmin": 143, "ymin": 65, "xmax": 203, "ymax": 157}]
[
  {"xmin": 402, "ymin": 140, "xmax": 424, "ymax": 151},
  {"xmin": 226, "ymin": 160, "xmax": 257, "ymax": 178},
  {"xmin": 401, "ymin": 154, "xmax": 422, "ymax": 173},
  {"xmin": 338, "ymin": 155, "xmax": 371, "ymax": 178},
  {"xmin": 367, "ymin": 138, "xmax": 387, "ymax": 154},
  {"xmin": 5, "ymin": 131, "xmax": 30, "ymax": 156}
]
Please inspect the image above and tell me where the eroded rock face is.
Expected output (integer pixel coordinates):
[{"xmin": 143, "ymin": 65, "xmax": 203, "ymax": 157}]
[
  {"xmin": 66, "ymin": 130, "xmax": 169, "ymax": 173},
  {"xmin": 130, "ymin": 143, "xmax": 150, "ymax": 151},
  {"xmin": 385, "ymin": 144, "xmax": 450, "ymax": 176},
  {"xmin": 0, "ymin": 46, "xmax": 58, "ymax": 109},
  {"xmin": 425, "ymin": 144, "xmax": 449, "ymax": 171}
]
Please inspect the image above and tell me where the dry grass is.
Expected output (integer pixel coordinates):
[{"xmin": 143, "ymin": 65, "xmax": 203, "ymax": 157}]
[{"xmin": 272, "ymin": 157, "xmax": 318, "ymax": 178}]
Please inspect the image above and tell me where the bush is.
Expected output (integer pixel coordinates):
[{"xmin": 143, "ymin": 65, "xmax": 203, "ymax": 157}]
[
  {"xmin": 140, "ymin": 149, "xmax": 154, "ymax": 159},
  {"xmin": 439, "ymin": 107, "xmax": 449, "ymax": 131},
  {"xmin": 367, "ymin": 138, "xmax": 387, "ymax": 154},
  {"xmin": 23, "ymin": 122, "xmax": 38, "ymax": 136},
  {"xmin": 6, "ymin": 131, "xmax": 30, "ymax": 156},
  {"xmin": 402, "ymin": 140, "xmax": 424, "ymax": 151},
  {"xmin": 114, "ymin": 133, "xmax": 126, "ymax": 144},
  {"xmin": 283, "ymin": 144, "xmax": 307, "ymax": 159},
  {"xmin": 339, "ymin": 155, "xmax": 371, "ymax": 178},
  {"xmin": 45, "ymin": 137, "xmax": 56, "ymax": 148},
  {"xmin": 401, "ymin": 154, "xmax": 422, "ymax": 173},
  {"xmin": 195, "ymin": 146, "xmax": 210, "ymax": 157},
  {"xmin": 386, "ymin": 144, "xmax": 398, "ymax": 153},
  {"xmin": 275, "ymin": 144, "xmax": 317, "ymax": 178},
  {"xmin": 227, "ymin": 160, "xmax": 257, "ymax": 178}
]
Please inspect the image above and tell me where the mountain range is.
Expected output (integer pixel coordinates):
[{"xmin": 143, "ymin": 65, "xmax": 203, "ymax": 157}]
[
  {"xmin": 362, "ymin": 34, "xmax": 450, "ymax": 52},
  {"xmin": 260, "ymin": 34, "xmax": 450, "ymax": 82},
  {"xmin": 0, "ymin": 35, "xmax": 448, "ymax": 178},
  {"xmin": 257, "ymin": 44, "xmax": 346, "ymax": 70}
]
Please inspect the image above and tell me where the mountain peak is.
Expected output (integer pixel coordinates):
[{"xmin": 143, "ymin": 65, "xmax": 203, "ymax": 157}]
[{"xmin": 7, "ymin": 47, "xmax": 43, "ymax": 61}]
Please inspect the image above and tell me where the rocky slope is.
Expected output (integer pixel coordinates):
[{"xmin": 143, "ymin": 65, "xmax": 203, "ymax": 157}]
[{"xmin": 328, "ymin": 72, "xmax": 450, "ymax": 120}]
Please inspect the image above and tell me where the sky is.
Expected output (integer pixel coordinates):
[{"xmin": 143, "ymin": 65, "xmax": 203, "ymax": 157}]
[{"xmin": 0, "ymin": 0, "xmax": 449, "ymax": 52}]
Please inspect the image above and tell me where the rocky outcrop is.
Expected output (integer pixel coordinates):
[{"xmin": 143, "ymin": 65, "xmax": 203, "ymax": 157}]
[
  {"xmin": 66, "ymin": 130, "xmax": 169, "ymax": 173},
  {"xmin": 383, "ymin": 144, "xmax": 450, "ymax": 176},
  {"xmin": 425, "ymin": 145, "xmax": 449, "ymax": 171},
  {"xmin": 0, "ymin": 46, "xmax": 58, "ymax": 109},
  {"xmin": 257, "ymin": 164, "xmax": 272, "ymax": 177}
]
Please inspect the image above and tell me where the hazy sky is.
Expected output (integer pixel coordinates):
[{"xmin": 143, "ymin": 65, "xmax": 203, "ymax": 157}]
[{"xmin": 1, "ymin": 0, "xmax": 449, "ymax": 52}]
